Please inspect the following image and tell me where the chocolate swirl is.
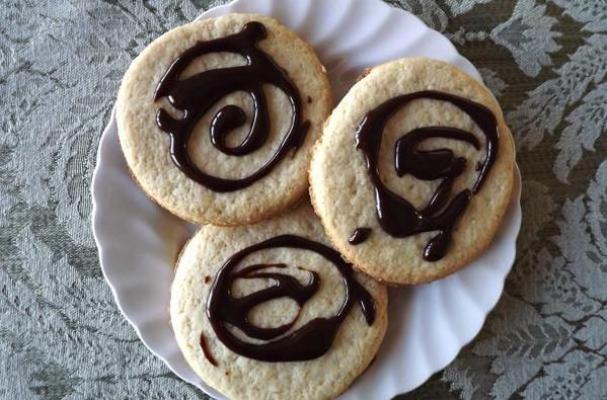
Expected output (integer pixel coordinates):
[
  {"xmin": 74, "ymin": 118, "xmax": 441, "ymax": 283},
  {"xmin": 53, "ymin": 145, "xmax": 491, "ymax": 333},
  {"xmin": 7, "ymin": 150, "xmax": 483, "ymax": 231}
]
[
  {"xmin": 354, "ymin": 90, "xmax": 499, "ymax": 261},
  {"xmin": 154, "ymin": 22, "xmax": 310, "ymax": 192},
  {"xmin": 206, "ymin": 234, "xmax": 375, "ymax": 363}
]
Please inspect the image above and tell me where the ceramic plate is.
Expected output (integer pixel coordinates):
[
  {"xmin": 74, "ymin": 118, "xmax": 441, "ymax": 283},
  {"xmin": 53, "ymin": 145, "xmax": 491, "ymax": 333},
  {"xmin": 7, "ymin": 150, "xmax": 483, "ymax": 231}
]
[{"xmin": 92, "ymin": 0, "xmax": 522, "ymax": 398}]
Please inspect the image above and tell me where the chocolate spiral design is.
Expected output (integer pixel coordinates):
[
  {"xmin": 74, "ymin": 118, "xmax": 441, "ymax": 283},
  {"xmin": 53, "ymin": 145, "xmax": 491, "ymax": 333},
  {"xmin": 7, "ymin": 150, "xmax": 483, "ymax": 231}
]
[
  {"xmin": 154, "ymin": 22, "xmax": 310, "ymax": 192},
  {"xmin": 206, "ymin": 235, "xmax": 375, "ymax": 363},
  {"xmin": 354, "ymin": 90, "xmax": 499, "ymax": 261}
]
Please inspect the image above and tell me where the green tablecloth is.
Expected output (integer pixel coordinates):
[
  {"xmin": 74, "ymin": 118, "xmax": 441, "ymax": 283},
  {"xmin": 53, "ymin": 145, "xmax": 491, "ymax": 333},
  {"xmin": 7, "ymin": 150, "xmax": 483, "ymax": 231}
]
[{"xmin": 2, "ymin": 1, "xmax": 606, "ymax": 399}]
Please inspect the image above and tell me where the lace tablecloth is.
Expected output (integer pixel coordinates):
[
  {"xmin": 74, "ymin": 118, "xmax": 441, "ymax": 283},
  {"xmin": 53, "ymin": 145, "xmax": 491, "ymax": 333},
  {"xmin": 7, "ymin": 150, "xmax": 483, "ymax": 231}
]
[{"xmin": 2, "ymin": 1, "xmax": 606, "ymax": 399}]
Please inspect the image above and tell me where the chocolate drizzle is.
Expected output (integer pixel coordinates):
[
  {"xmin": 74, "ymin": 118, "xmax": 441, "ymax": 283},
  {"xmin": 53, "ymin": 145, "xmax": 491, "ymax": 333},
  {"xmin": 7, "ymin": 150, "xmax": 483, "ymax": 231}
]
[
  {"xmin": 199, "ymin": 333, "xmax": 218, "ymax": 366},
  {"xmin": 154, "ymin": 22, "xmax": 310, "ymax": 192},
  {"xmin": 348, "ymin": 228, "xmax": 372, "ymax": 245},
  {"xmin": 206, "ymin": 234, "xmax": 375, "ymax": 362},
  {"xmin": 354, "ymin": 90, "xmax": 498, "ymax": 261}
]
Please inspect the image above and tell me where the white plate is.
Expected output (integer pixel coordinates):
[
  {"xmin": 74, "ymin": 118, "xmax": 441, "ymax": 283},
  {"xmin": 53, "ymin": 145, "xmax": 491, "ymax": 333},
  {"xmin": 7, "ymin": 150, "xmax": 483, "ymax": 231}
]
[{"xmin": 92, "ymin": 0, "xmax": 522, "ymax": 398}]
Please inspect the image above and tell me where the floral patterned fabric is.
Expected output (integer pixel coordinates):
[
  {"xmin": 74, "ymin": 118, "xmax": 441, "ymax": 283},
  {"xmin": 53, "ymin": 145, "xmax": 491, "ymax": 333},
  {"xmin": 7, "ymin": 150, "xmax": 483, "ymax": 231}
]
[{"xmin": 1, "ymin": 0, "xmax": 606, "ymax": 399}]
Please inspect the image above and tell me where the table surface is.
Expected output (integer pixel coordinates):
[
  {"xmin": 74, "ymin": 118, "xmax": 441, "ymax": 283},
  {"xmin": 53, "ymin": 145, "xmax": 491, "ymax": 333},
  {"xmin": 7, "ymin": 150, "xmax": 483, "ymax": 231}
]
[{"xmin": 2, "ymin": 0, "xmax": 606, "ymax": 399}]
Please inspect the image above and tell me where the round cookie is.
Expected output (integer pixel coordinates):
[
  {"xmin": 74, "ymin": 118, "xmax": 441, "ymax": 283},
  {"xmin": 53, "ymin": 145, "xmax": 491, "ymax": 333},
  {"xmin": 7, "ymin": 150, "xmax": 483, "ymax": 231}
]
[
  {"xmin": 117, "ymin": 14, "xmax": 331, "ymax": 225},
  {"xmin": 310, "ymin": 58, "xmax": 515, "ymax": 285},
  {"xmin": 171, "ymin": 203, "xmax": 388, "ymax": 400}
]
